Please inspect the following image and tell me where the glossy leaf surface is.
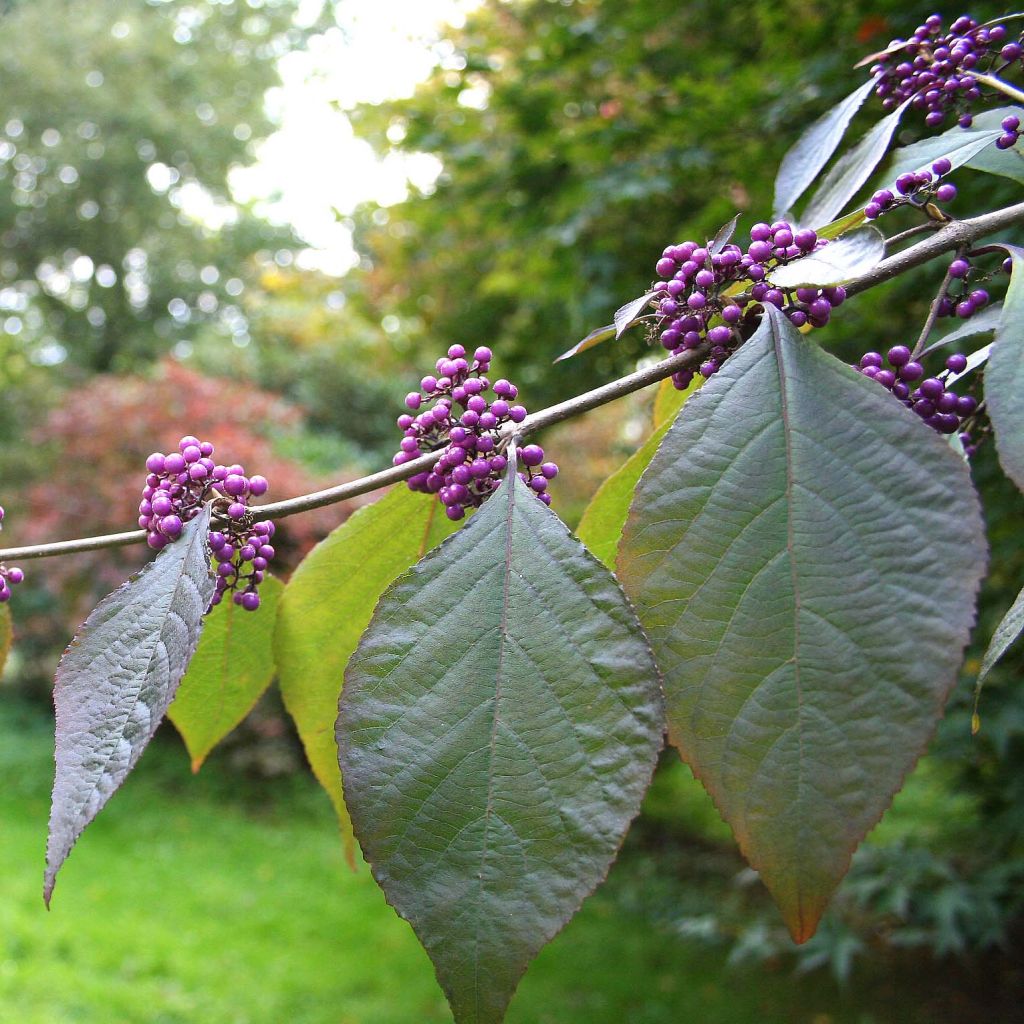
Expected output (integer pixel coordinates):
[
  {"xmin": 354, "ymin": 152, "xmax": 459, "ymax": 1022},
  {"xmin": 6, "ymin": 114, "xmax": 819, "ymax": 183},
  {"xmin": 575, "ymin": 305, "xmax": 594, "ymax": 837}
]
[
  {"xmin": 802, "ymin": 99, "xmax": 910, "ymax": 227},
  {"xmin": 881, "ymin": 123, "xmax": 1003, "ymax": 185},
  {"xmin": 975, "ymin": 583, "xmax": 1024, "ymax": 720},
  {"xmin": 773, "ymin": 80, "xmax": 875, "ymax": 219},
  {"xmin": 46, "ymin": 505, "xmax": 215, "ymax": 904},
  {"xmin": 275, "ymin": 487, "xmax": 460, "ymax": 861},
  {"xmin": 920, "ymin": 303, "xmax": 1001, "ymax": 356},
  {"xmin": 988, "ymin": 245, "xmax": 1024, "ymax": 493},
  {"xmin": 768, "ymin": 227, "xmax": 884, "ymax": 288},
  {"xmin": 169, "ymin": 573, "xmax": 284, "ymax": 771},
  {"xmin": 709, "ymin": 213, "xmax": 740, "ymax": 254},
  {"xmin": 339, "ymin": 465, "xmax": 663, "ymax": 1024},
  {"xmin": 618, "ymin": 308, "xmax": 986, "ymax": 943}
]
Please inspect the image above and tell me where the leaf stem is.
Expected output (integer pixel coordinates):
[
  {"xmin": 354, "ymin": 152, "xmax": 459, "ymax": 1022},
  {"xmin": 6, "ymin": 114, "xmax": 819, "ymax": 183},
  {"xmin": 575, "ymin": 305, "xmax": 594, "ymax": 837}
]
[
  {"xmin": 969, "ymin": 70, "xmax": 1024, "ymax": 104},
  {"xmin": 4, "ymin": 200, "xmax": 1024, "ymax": 563},
  {"xmin": 910, "ymin": 254, "xmax": 961, "ymax": 360}
]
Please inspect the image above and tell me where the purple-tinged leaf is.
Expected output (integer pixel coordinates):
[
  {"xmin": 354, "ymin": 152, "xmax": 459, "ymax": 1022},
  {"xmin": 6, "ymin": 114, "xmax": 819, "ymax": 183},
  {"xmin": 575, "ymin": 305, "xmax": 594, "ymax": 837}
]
[
  {"xmin": 275, "ymin": 486, "xmax": 461, "ymax": 867},
  {"xmin": 614, "ymin": 290, "xmax": 658, "ymax": 340},
  {"xmin": 921, "ymin": 303, "xmax": 1001, "ymax": 357},
  {"xmin": 768, "ymin": 227, "xmax": 884, "ymax": 288},
  {"xmin": 554, "ymin": 323, "xmax": 615, "ymax": 362},
  {"xmin": 802, "ymin": 98, "xmax": 911, "ymax": 227},
  {"xmin": 773, "ymin": 80, "xmax": 875, "ymax": 219},
  {"xmin": 168, "ymin": 573, "xmax": 284, "ymax": 772},
  {"xmin": 618, "ymin": 306, "xmax": 986, "ymax": 943},
  {"xmin": 45, "ymin": 504, "xmax": 215, "ymax": 905},
  {"xmin": 973, "ymin": 583, "xmax": 1024, "ymax": 733},
  {"xmin": 987, "ymin": 244, "xmax": 1024, "ymax": 493},
  {"xmin": 709, "ymin": 213, "xmax": 740, "ymax": 255},
  {"xmin": 339, "ymin": 461, "xmax": 663, "ymax": 1024}
]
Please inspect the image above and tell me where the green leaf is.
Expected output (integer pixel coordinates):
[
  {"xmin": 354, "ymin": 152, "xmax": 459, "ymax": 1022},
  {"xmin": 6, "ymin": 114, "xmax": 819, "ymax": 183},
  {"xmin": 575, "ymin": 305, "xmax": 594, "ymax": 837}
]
[
  {"xmin": 554, "ymin": 323, "xmax": 615, "ymax": 363},
  {"xmin": 802, "ymin": 98, "xmax": 911, "ymax": 227},
  {"xmin": 274, "ymin": 487, "xmax": 461, "ymax": 865},
  {"xmin": 579, "ymin": 377, "xmax": 701, "ymax": 569},
  {"xmin": 920, "ymin": 303, "xmax": 1002, "ymax": 356},
  {"xmin": 617, "ymin": 307, "xmax": 987, "ymax": 943},
  {"xmin": 339, "ymin": 463, "xmax": 663, "ymax": 1024},
  {"xmin": 973, "ymin": 582, "xmax": 1024, "ymax": 733},
  {"xmin": 613, "ymin": 290, "xmax": 657, "ymax": 339},
  {"xmin": 880, "ymin": 123, "xmax": 1003, "ymax": 187},
  {"xmin": 768, "ymin": 227, "xmax": 885, "ymax": 288},
  {"xmin": 653, "ymin": 376, "xmax": 690, "ymax": 428},
  {"xmin": 168, "ymin": 574, "xmax": 284, "ymax": 771},
  {"xmin": 773, "ymin": 80, "xmax": 875, "ymax": 219},
  {"xmin": 46, "ymin": 505, "xmax": 216, "ymax": 905},
  {"xmin": 881, "ymin": 107, "xmax": 1024, "ymax": 186},
  {"xmin": 709, "ymin": 213, "xmax": 740, "ymax": 254},
  {"xmin": 988, "ymin": 244, "xmax": 1024, "ymax": 493},
  {"xmin": 813, "ymin": 208, "xmax": 868, "ymax": 240},
  {"xmin": 0, "ymin": 603, "xmax": 10, "ymax": 678}
]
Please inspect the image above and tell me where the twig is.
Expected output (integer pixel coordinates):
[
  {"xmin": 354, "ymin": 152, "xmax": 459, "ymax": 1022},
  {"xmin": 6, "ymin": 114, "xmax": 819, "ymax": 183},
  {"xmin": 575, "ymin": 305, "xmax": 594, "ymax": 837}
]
[
  {"xmin": 910, "ymin": 254, "xmax": 961, "ymax": 359},
  {"xmin": 4, "ymin": 200, "xmax": 1024, "ymax": 563}
]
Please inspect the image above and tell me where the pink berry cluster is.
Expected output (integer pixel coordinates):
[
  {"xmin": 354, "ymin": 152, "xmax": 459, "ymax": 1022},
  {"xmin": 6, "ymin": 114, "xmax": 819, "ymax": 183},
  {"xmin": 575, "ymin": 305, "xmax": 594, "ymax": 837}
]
[
  {"xmin": 650, "ymin": 221, "xmax": 846, "ymax": 390},
  {"xmin": 394, "ymin": 344, "xmax": 558, "ymax": 520},
  {"xmin": 868, "ymin": 14, "xmax": 1023, "ymax": 129},
  {"xmin": 0, "ymin": 505, "xmax": 24, "ymax": 604},
  {"xmin": 854, "ymin": 345, "xmax": 980, "ymax": 452},
  {"xmin": 865, "ymin": 158, "xmax": 957, "ymax": 219},
  {"xmin": 139, "ymin": 436, "xmax": 274, "ymax": 612}
]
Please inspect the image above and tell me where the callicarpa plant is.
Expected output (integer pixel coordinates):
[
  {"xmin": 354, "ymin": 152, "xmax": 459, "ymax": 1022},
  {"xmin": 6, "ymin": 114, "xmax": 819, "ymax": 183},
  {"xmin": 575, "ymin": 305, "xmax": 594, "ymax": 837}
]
[{"xmin": 2, "ymin": 9, "xmax": 1024, "ymax": 1023}]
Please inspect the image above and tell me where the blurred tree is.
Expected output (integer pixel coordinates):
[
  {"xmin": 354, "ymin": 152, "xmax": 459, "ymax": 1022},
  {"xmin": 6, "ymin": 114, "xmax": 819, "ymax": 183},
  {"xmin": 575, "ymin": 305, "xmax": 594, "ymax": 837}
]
[
  {"xmin": 345, "ymin": 0, "xmax": 1008, "ymax": 405},
  {"xmin": 0, "ymin": 0, "xmax": 330, "ymax": 379}
]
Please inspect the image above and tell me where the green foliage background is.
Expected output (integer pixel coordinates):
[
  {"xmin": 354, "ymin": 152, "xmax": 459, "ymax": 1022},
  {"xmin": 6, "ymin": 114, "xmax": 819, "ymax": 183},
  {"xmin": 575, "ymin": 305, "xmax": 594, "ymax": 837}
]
[{"xmin": 0, "ymin": 0, "xmax": 1021, "ymax": 1001}]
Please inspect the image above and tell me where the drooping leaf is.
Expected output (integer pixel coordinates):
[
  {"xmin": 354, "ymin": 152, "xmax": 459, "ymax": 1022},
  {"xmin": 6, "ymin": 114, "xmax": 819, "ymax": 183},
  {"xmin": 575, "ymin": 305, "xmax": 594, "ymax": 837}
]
[
  {"xmin": 920, "ymin": 303, "xmax": 1002, "ymax": 356},
  {"xmin": 554, "ymin": 323, "xmax": 616, "ymax": 362},
  {"xmin": 614, "ymin": 290, "xmax": 658, "ymax": 339},
  {"xmin": 773, "ymin": 80, "xmax": 875, "ymax": 220},
  {"xmin": 579, "ymin": 377, "xmax": 701, "ymax": 569},
  {"xmin": 987, "ymin": 244, "xmax": 1024, "ymax": 493},
  {"xmin": 339, "ymin": 463, "xmax": 663, "ymax": 1024},
  {"xmin": 802, "ymin": 98, "xmax": 911, "ymax": 227},
  {"xmin": 880, "ymin": 124, "xmax": 1003, "ymax": 187},
  {"xmin": 768, "ymin": 227, "xmax": 885, "ymax": 288},
  {"xmin": 168, "ymin": 574, "xmax": 284, "ymax": 771},
  {"xmin": 617, "ymin": 307, "xmax": 987, "ymax": 944},
  {"xmin": 0, "ymin": 603, "xmax": 11, "ymax": 678},
  {"xmin": 46, "ymin": 505, "xmax": 215, "ymax": 904},
  {"xmin": 274, "ymin": 487, "xmax": 461, "ymax": 864},
  {"xmin": 709, "ymin": 213, "xmax": 740, "ymax": 254},
  {"xmin": 973, "ymin": 583, "xmax": 1024, "ymax": 733},
  {"xmin": 653, "ymin": 375, "xmax": 690, "ymax": 428}
]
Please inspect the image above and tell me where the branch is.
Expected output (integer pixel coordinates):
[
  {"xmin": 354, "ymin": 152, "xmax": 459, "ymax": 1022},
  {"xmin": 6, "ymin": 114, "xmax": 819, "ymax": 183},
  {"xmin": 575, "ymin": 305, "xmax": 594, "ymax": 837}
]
[{"xmin": 4, "ymin": 201, "xmax": 1024, "ymax": 563}]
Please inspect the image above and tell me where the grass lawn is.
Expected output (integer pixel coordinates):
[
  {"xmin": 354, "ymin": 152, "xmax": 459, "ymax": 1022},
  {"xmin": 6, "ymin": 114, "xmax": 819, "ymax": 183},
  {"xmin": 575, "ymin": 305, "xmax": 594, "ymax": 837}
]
[{"xmin": 0, "ymin": 698, "xmax": 1006, "ymax": 1024}]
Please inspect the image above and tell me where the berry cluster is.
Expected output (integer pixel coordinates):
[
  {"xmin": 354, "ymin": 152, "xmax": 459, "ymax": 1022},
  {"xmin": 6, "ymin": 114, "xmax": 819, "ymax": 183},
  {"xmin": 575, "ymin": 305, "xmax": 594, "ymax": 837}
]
[
  {"xmin": 140, "ymin": 436, "xmax": 275, "ymax": 612},
  {"xmin": 855, "ymin": 345, "xmax": 980, "ymax": 452},
  {"xmin": 650, "ymin": 221, "xmax": 846, "ymax": 388},
  {"xmin": 868, "ymin": 14, "xmax": 1023, "ymax": 129},
  {"xmin": 395, "ymin": 345, "xmax": 557, "ymax": 519},
  {"xmin": 864, "ymin": 158, "xmax": 957, "ymax": 219},
  {"xmin": 938, "ymin": 254, "xmax": 990, "ymax": 319},
  {"xmin": 0, "ymin": 505, "xmax": 24, "ymax": 605}
]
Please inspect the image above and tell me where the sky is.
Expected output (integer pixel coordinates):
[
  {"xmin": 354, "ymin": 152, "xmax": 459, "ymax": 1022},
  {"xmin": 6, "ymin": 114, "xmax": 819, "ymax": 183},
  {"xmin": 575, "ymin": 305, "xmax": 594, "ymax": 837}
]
[{"xmin": 230, "ymin": 0, "xmax": 481, "ymax": 275}]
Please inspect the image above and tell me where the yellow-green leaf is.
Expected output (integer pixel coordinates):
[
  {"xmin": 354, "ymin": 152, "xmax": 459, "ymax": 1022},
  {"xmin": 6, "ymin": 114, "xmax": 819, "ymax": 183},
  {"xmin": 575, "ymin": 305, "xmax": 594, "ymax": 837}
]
[
  {"xmin": 274, "ymin": 487, "xmax": 461, "ymax": 864},
  {"xmin": 169, "ymin": 574, "xmax": 284, "ymax": 772}
]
